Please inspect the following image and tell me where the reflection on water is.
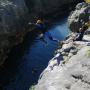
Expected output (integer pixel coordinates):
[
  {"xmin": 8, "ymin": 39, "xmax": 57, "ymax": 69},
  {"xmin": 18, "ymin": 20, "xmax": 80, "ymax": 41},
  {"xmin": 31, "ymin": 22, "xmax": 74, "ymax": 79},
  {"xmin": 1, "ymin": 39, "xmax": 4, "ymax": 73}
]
[{"xmin": 0, "ymin": 18, "xmax": 69, "ymax": 90}]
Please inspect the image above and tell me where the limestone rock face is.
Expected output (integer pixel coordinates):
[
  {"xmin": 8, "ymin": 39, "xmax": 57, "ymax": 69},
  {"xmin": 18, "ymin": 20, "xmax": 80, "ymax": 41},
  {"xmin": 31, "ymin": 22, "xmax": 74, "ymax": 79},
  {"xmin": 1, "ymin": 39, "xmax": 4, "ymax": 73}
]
[
  {"xmin": 0, "ymin": 0, "xmax": 28, "ymax": 65},
  {"xmin": 68, "ymin": 2, "xmax": 90, "ymax": 32},
  {"xmin": 35, "ymin": 28, "xmax": 90, "ymax": 90}
]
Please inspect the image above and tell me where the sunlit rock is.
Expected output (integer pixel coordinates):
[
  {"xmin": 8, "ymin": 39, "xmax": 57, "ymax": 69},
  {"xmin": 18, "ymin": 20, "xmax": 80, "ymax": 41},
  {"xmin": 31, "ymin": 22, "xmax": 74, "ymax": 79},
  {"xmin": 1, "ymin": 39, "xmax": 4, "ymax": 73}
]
[{"xmin": 68, "ymin": 2, "xmax": 90, "ymax": 32}]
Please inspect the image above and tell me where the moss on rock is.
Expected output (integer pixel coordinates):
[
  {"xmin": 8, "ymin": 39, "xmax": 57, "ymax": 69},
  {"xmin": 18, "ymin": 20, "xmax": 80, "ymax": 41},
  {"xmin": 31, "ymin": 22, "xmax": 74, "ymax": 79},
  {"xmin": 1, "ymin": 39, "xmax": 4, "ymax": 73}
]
[{"xmin": 86, "ymin": 50, "xmax": 90, "ymax": 57}]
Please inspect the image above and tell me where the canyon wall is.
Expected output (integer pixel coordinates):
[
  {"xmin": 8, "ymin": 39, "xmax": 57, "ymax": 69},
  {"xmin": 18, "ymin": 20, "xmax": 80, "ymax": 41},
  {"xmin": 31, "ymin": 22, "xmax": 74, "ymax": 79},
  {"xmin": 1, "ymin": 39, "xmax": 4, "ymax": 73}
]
[
  {"xmin": 0, "ymin": 0, "xmax": 28, "ymax": 65},
  {"xmin": 0, "ymin": 0, "xmax": 84, "ymax": 65},
  {"xmin": 26, "ymin": 0, "xmax": 84, "ymax": 14}
]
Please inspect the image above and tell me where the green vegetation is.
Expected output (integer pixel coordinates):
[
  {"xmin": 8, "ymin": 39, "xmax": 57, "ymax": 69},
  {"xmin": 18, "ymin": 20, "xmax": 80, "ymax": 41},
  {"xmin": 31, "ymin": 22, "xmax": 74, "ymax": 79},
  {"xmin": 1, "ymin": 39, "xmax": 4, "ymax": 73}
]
[
  {"xmin": 63, "ymin": 56, "xmax": 70, "ymax": 64},
  {"xmin": 29, "ymin": 85, "xmax": 35, "ymax": 90},
  {"xmin": 86, "ymin": 50, "xmax": 90, "ymax": 57}
]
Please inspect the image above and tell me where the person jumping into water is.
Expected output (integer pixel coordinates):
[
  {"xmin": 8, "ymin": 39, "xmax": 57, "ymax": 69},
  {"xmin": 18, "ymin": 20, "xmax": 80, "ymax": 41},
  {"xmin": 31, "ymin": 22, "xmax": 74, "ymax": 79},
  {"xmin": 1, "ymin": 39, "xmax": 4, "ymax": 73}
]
[{"xmin": 29, "ymin": 18, "xmax": 59, "ymax": 45}]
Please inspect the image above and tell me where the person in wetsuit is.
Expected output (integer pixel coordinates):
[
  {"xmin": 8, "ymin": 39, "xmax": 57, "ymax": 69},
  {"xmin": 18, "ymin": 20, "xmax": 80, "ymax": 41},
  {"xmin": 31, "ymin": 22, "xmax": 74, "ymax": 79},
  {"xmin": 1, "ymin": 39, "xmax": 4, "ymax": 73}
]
[
  {"xmin": 29, "ymin": 18, "xmax": 59, "ymax": 45},
  {"xmin": 74, "ymin": 22, "xmax": 89, "ymax": 41}
]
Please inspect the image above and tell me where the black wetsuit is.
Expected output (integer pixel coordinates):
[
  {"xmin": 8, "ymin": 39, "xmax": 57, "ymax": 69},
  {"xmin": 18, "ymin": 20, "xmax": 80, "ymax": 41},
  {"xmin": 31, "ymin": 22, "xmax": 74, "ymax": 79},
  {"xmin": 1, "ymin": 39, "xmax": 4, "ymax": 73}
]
[{"xmin": 75, "ymin": 31, "xmax": 85, "ymax": 41}]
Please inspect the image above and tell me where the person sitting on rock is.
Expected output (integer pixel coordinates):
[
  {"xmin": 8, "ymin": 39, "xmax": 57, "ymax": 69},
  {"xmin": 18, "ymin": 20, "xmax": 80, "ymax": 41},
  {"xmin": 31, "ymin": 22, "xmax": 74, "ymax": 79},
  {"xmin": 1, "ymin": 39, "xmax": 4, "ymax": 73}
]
[{"xmin": 74, "ymin": 28, "xmax": 84, "ymax": 41}]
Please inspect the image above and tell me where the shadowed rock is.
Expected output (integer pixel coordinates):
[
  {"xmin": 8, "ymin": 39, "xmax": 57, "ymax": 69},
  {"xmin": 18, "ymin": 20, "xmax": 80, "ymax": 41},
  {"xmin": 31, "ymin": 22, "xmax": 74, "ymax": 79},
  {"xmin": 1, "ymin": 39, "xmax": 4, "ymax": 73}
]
[{"xmin": 0, "ymin": 0, "xmax": 28, "ymax": 65}]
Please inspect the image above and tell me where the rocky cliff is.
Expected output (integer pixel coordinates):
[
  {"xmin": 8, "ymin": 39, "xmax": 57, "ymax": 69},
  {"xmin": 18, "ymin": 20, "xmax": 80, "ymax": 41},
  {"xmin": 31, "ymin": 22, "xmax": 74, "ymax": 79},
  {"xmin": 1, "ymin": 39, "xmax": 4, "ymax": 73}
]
[
  {"xmin": 0, "ymin": 0, "xmax": 28, "ymax": 65},
  {"xmin": 0, "ymin": 0, "xmax": 84, "ymax": 66},
  {"xmin": 35, "ymin": 2, "xmax": 90, "ymax": 90}
]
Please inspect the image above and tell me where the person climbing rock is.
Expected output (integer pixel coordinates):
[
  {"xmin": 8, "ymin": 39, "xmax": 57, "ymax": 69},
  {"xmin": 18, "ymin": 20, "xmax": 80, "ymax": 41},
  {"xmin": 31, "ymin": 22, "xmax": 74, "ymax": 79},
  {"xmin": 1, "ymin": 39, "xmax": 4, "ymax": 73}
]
[
  {"xmin": 74, "ymin": 28, "xmax": 85, "ymax": 41},
  {"xmin": 74, "ymin": 22, "xmax": 89, "ymax": 41},
  {"xmin": 59, "ymin": 22, "xmax": 89, "ymax": 46}
]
